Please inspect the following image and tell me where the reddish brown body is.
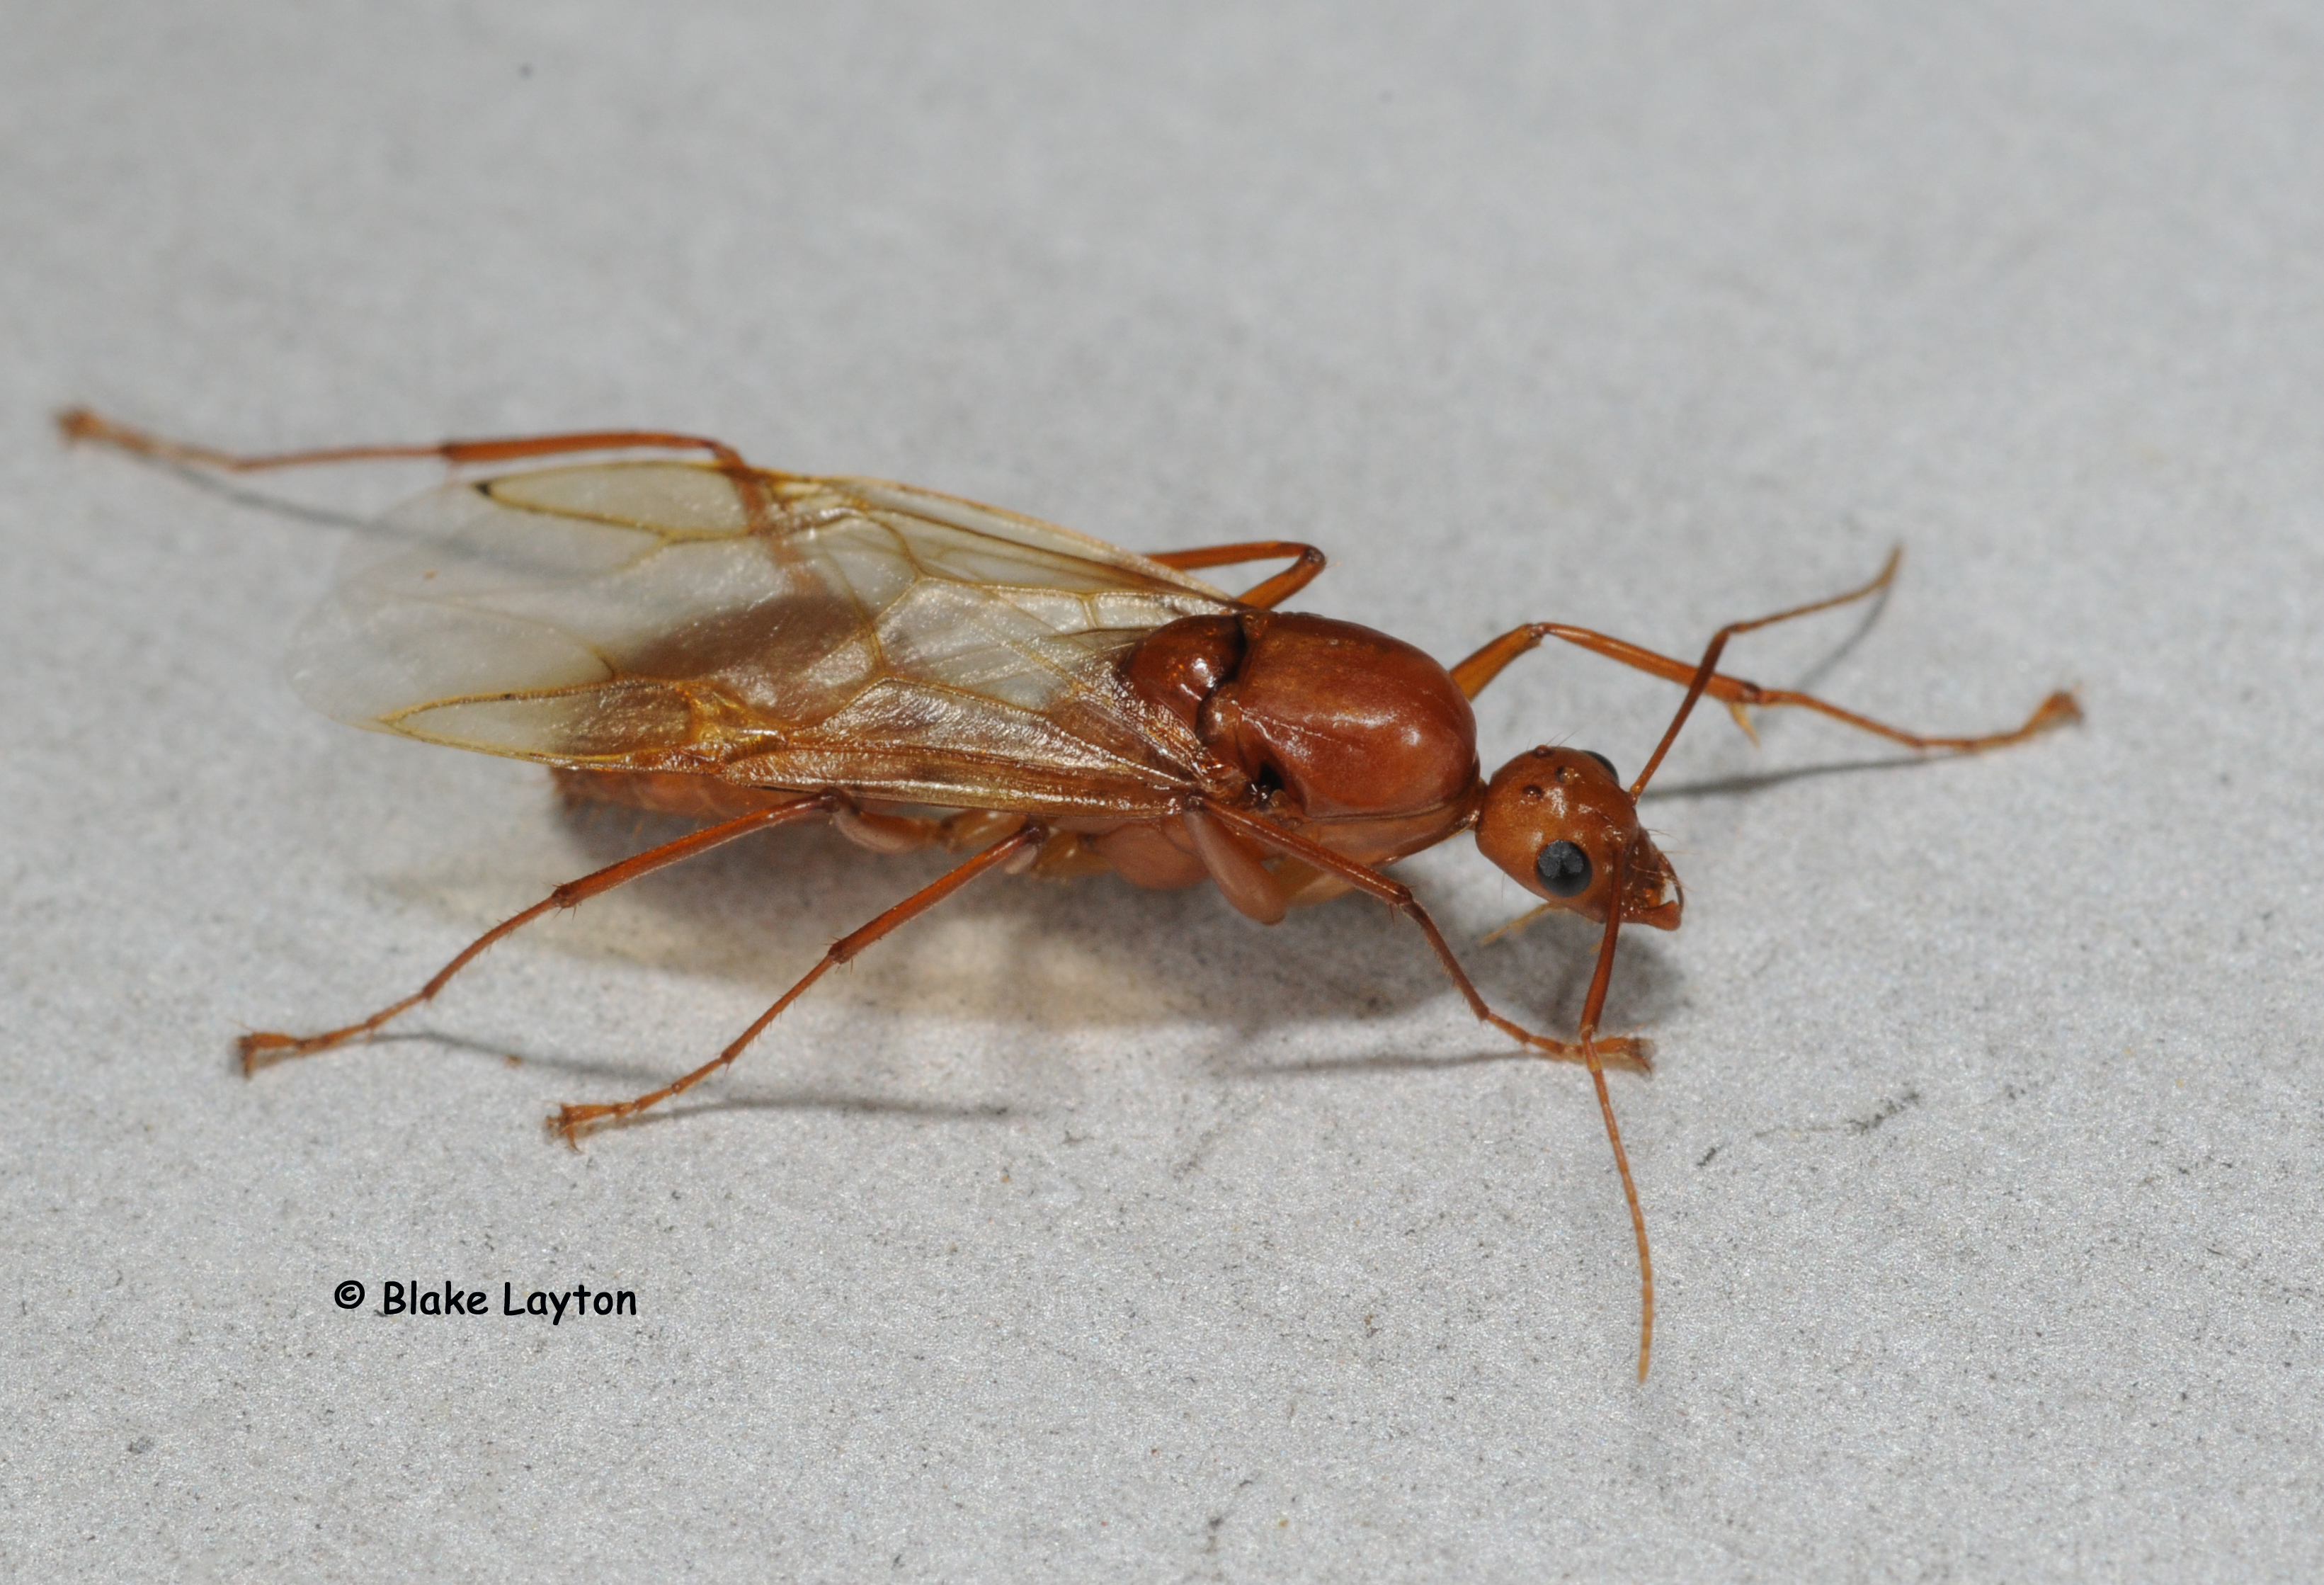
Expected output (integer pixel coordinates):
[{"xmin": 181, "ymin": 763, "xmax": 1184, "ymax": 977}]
[
  {"xmin": 559, "ymin": 611, "xmax": 1524, "ymax": 923},
  {"xmin": 62, "ymin": 406, "xmax": 2079, "ymax": 1380},
  {"xmin": 561, "ymin": 609, "xmax": 1671, "ymax": 933},
  {"xmin": 1082, "ymin": 612, "xmax": 1487, "ymax": 918}
]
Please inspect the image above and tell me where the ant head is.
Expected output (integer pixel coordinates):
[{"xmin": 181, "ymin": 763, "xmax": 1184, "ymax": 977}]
[{"xmin": 1474, "ymin": 746, "xmax": 1682, "ymax": 930}]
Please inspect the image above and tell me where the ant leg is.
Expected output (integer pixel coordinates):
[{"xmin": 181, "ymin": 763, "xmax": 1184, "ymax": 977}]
[
  {"xmin": 55, "ymin": 407, "xmax": 780, "ymax": 530},
  {"xmin": 822, "ymin": 800, "xmax": 1035, "ymax": 857},
  {"xmin": 549, "ymin": 824, "xmax": 1043, "ymax": 1144},
  {"xmin": 936, "ymin": 809, "xmax": 1032, "ymax": 851},
  {"xmin": 1450, "ymin": 548, "xmax": 2078, "ymax": 756},
  {"xmin": 57, "ymin": 406, "xmax": 757, "ymax": 477},
  {"xmin": 826, "ymin": 801, "xmax": 950, "ymax": 855},
  {"xmin": 1144, "ymin": 541, "xmax": 1327, "ymax": 608},
  {"xmin": 240, "ymin": 795, "xmax": 834, "ymax": 1072},
  {"xmin": 1196, "ymin": 801, "xmax": 1648, "ymax": 1073}
]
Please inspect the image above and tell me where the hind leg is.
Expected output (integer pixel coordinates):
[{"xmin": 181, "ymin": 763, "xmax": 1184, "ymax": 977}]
[
  {"xmin": 241, "ymin": 796, "xmax": 833, "ymax": 1071},
  {"xmin": 550, "ymin": 824, "xmax": 1044, "ymax": 1142}
]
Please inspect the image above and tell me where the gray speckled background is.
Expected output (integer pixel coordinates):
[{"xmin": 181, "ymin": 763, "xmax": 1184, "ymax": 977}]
[{"xmin": 6, "ymin": 2, "xmax": 2319, "ymax": 1579}]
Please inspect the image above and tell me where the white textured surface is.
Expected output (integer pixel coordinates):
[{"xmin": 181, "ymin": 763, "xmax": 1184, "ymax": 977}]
[{"xmin": 6, "ymin": 3, "xmax": 2320, "ymax": 1579}]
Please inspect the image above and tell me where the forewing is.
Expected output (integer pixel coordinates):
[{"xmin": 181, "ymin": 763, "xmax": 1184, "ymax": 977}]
[{"xmin": 290, "ymin": 462, "xmax": 1237, "ymax": 812}]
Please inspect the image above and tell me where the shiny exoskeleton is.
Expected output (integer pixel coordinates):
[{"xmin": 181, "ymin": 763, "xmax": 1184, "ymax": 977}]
[
  {"xmin": 1086, "ymin": 611, "xmax": 1681, "ymax": 933},
  {"xmin": 62, "ymin": 406, "xmax": 2078, "ymax": 1380}
]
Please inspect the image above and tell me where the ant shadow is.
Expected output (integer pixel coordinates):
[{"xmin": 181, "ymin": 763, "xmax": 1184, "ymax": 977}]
[
  {"xmin": 89, "ymin": 450, "xmax": 418, "ymax": 537},
  {"xmin": 443, "ymin": 795, "xmax": 1697, "ymax": 1093},
  {"xmin": 1645, "ymin": 751, "xmax": 1933, "ymax": 802},
  {"xmin": 274, "ymin": 1028, "xmax": 1018, "ymax": 1125},
  {"xmin": 344, "ymin": 790, "xmax": 1707, "ymax": 1117}
]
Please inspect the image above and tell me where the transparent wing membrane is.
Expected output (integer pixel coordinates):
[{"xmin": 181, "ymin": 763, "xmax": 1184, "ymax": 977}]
[{"xmin": 290, "ymin": 462, "xmax": 1236, "ymax": 812}]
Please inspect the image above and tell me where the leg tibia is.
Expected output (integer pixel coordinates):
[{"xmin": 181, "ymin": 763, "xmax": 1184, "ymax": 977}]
[
  {"xmin": 239, "ymin": 800, "xmax": 829, "ymax": 1073},
  {"xmin": 549, "ymin": 825, "xmax": 1042, "ymax": 1144}
]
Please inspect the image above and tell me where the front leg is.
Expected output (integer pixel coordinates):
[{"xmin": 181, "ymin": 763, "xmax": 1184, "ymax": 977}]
[{"xmin": 1197, "ymin": 802, "xmax": 1650, "ymax": 1072}]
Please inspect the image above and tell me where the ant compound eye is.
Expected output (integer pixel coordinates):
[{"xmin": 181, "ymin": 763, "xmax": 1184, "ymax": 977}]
[
  {"xmin": 1536, "ymin": 839, "xmax": 1592, "ymax": 897},
  {"xmin": 1582, "ymin": 750, "xmax": 1618, "ymax": 781}
]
